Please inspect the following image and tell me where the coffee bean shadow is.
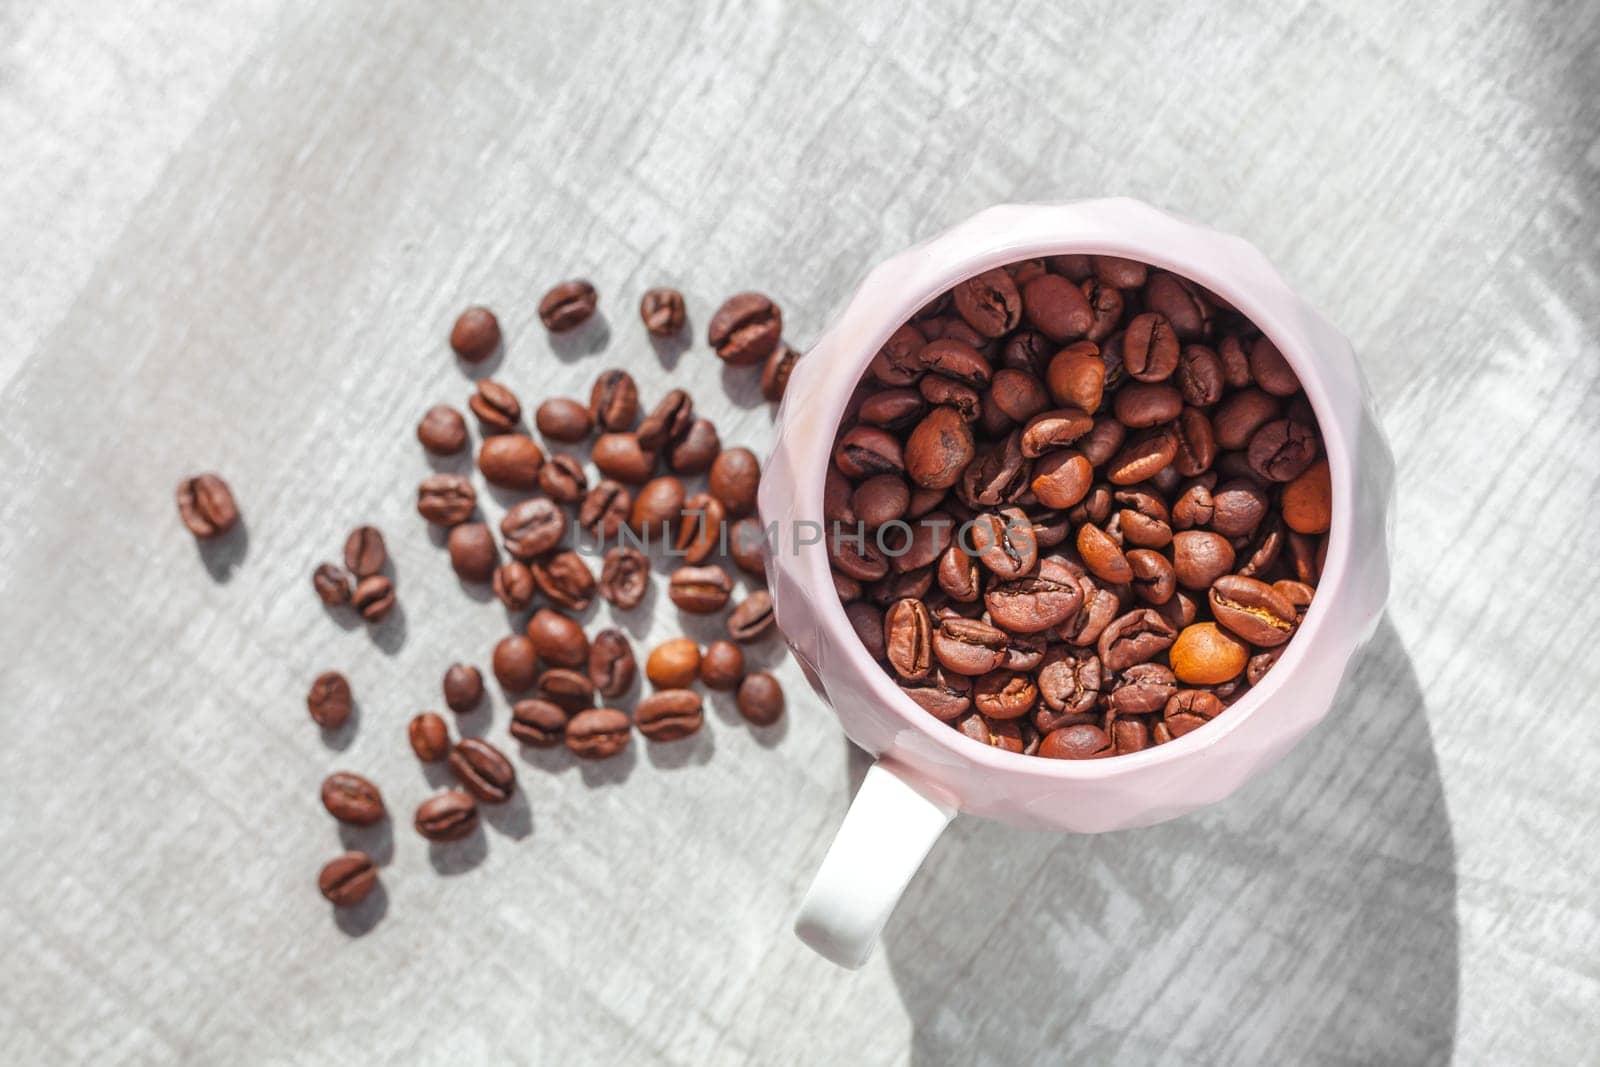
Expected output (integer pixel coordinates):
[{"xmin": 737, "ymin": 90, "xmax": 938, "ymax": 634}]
[
  {"xmin": 516, "ymin": 742, "xmax": 572, "ymax": 775},
  {"xmin": 481, "ymin": 790, "xmax": 533, "ymax": 841},
  {"xmin": 457, "ymin": 344, "xmax": 504, "ymax": 380},
  {"xmin": 338, "ymin": 817, "xmax": 394, "ymax": 867},
  {"xmin": 747, "ymin": 710, "xmax": 788, "ymax": 749},
  {"xmin": 483, "ymin": 481, "xmax": 535, "ymax": 511},
  {"xmin": 196, "ymin": 520, "xmax": 249, "ymax": 583},
  {"xmin": 576, "ymin": 742, "xmax": 637, "ymax": 787},
  {"xmin": 706, "ymin": 692, "xmax": 746, "ymax": 729},
  {"xmin": 875, "ymin": 615, "xmax": 1459, "ymax": 1065},
  {"xmin": 547, "ymin": 314, "xmax": 611, "ymax": 363},
  {"xmin": 333, "ymin": 880, "xmax": 388, "ymax": 937},
  {"xmin": 366, "ymin": 600, "xmax": 408, "ymax": 655},
  {"xmin": 648, "ymin": 330, "xmax": 691, "ymax": 370},
  {"xmin": 642, "ymin": 725, "xmax": 715, "ymax": 770},
  {"xmin": 421, "ymin": 759, "xmax": 456, "ymax": 789},
  {"xmin": 428, "ymin": 831, "xmax": 488, "ymax": 875},
  {"xmin": 321, "ymin": 601, "xmax": 363, "ymax": 632},
  {"xmin": 718, "ymin": 361, "xmax": 767, "ymax": 412},
  {"xmin": 456, "ymin": 576, "xmax": 496, "ymax": 603},
  {"xmin": 320, "ymin": 700, "xmax": 360, "ymax": 752},
  {"xmin": 611, "ymin": 576, "xmax": 663, "ymax": 641},
  {"xmin": 451, "ymin": 702, "xmax": 493, "ymax": 740},
  {"xmin": 425, "ymin": 448, "xmax": 475, "ymax": 474}
]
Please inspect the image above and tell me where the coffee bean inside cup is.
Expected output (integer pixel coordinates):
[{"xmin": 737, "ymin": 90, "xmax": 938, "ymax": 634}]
[{"xmin": 831, "ymin": 255, "xmax": 1329, "ymax": 758}]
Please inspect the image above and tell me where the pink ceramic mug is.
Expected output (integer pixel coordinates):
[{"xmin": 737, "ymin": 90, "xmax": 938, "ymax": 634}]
[{"xmin": 757, "ymin": 198, "xmax": 1395, "ymax": 969}]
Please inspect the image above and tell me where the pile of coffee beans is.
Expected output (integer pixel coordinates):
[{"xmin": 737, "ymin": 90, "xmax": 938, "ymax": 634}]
[
  {"xmin": 181, "ymin": 281, "xmax": 794, "ymax": 911},
  {"xmin": 830, "ymin": 255, "xmax": 1331, "ymax": 760}
]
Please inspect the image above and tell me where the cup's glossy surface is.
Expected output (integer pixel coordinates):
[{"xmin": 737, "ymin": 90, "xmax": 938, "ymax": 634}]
[{"xmin": 760, "ymin": 198, "xmax": 1394, "ymax": 833}]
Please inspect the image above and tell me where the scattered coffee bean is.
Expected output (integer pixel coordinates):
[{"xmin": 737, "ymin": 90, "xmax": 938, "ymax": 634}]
[
  {"xmin": 640, "ymin": 287, "xmax": 687, "ymax": 336},
  {"xmin": 352, "ymin": 575, "xmax": 396, "ymax": 623},
  {"xmin": 492, "ymin": 560, "xmax": 537, "ymax": 611},
  {"xmin": 449, "ymin": 306, "xmax": 501, "ymax": 362},
  {"xmin": 669, "ymin": 564, "xmax": 733, "ymax": 614},
  {"xmin": 727, "ymin": 589, "xmax": 774, "ymax": 642},
  {"xmin": 539, "ymin": 668, "xmax": 596, "ymax": 712},
  {"xmin": 637, "ymin": 389, "xmax": 694, "ymax": 451},
  {"xmin": 593, "ymin": 432, "xmax": 658, "ymax": 484},
  {"xmin": 666, "ymin": 418, "xmax": 721, "ymax": 475},
  {"xmin": 599, "ymin": 545, "xmax": 649, "ymax": 610},
  {"xmin": 176, "ymin": 473, "xmax": 239, "ymax": 539},
  {"xmin": 535, "ymin": 397, "xmax": 593, "ymax": 443},
  {"xmin": 343, "ymin": 526, "xmax": 387, "ymax": 578},
  {"xmin": 417, "ymin": 473, "xmax": 477, "ymax": 526},
  {"xmin": 447, "ymin": 522, "xmax": 499, "ymax": 582},
  {"xmin": 478, "ymin": 434, "xmax": 545, "ymax": 490},
  {"xmin": 539, "ymin": 279, "xmax": 598, "ymax": 332},
  {"xmin": 443, "ymin": 663, "xmax": 484, "ymax": 713},
  {"xmin": 307, "ymin": 671, "xmax": 353, "ymax": 729},
  {"xmin": 408, "ymin": 712, "xmax": 451, "ymax": 761},
  {"xmin": 448, "ymin": 737, "xmax": 517, "ymax": 803},
  {"xmin": 676, "ymin": 492, "xmax": 725, "ymax": 565},
  {"xmin": 708, "ymin": 447, "xmax": 760, "ymax": 516},
  {"xmin": 318, "ymin": 851, "xmax": 378, "ymax": 906},
  {"xmin": 709, "ymin": 292, "xmax": 782, "ymax": 365},
  {"xmin": 736, "ymin": 672, "xmax": 785, "ymax": 726},
  {"xmin": 636, "ymin": 689, "xmax": 704, "ymax": 741},
  {"xmin": 501, "ymin": 497, "xmax": 566, "ymax": 558},
  {"xmin": 321, "ymin": 772, "xmax": 385, "ymax": 825},
  {"xmin": 589, "ymin": 628, "xmax": 637, "ymax": 698},
  {"xmin": 312, "ymin": 563, "xmax": 352, "ymax": 606},
  {"xmin": 539, "ymin": 454, "xmax": 588, "ymax": 503},
  {"xmin": 565, "ymin": 708, "xmax": 632, "ymax": 759},
  {"xmin": 418, "ymin": 404, "xmax": 469, "ymax": 455},
  {"xmin": 506, "ymin": 698, "xmax": 566, "ymax": 747},
  {"xmin": 581, "ymin": 481, "xmax": 632, "ymax": 540},
  {"xmin": 646, "ymin": 638, "xmax": 701, "ymax": 689},
  {"xmin": 415, "ymin": 790, "xmax": 479, "ymax": 841},
  {"xmin": 492, "ymin": 634, "xmax": 540, "ymax": 692},
  {"xmin": 699, "ymin": 640, "xmax": 745, "ymax": 691},
  {"xmin": 631, "ymin": 476, "xmax": 686, "ymax": 541},
  {"xmin": 589, "ymin": 369, "xmax": 639, "ymax": 432},
  {"xmin": 469, "ymin": 379, "xmax": 522, "ymax": 434},
  {"xmin": 532, "ymin": 550, "xmax": 596, "ymax": 611},
  {"xmin": 728, "ymin": 516, "xmax": 768, "ymax": 577},
  {"xmin": 526, "ymin": 608, "xmax": 588, "ymax": 668},
  {"xmin": 761, "ymin": 343, "xmax": 800, "ymax": 402}
]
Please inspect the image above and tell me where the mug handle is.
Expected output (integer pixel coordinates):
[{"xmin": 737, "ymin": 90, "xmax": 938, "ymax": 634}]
[{"xmin": 793, "ymin": 760, "xmax": 957, "ymax": 968}]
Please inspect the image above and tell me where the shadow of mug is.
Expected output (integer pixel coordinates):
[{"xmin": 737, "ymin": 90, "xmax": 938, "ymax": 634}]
[{"xmin": 873, "ymin": 616, "xmax": 1458, "ymax": 1064}]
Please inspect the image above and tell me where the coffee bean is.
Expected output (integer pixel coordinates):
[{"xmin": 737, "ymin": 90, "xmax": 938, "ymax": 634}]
[
  {"xmin": 535, "ymin": 397, "xmax": 593, "ymax": 443},
  {"xmin": 539, "ymin": 668, "xmax": 596, "ymax": 712},
  {"xmin": 593, "ymin": 432, "xmax": 658, "ymax": 484},
  {"xmin": 952, "ymin": 268, "xmax": 1021, "ymax": 337},
  {"xmin": 699, "ymin": 640, "xmax": 745, "ymax": 691},
  {"xmin": 708, "ymin": 447, "xmax": 760, "ymax": 516},
  {"xmin": 351, "ymin": 576, "xmax": 396, "ymax": 622},
  {"xmin": 1250, "ymin": 336, "xmax": 1300, "ymax": 396},
  {"xmin": 343, "ymin": 526, "xmax": 387, "ymax": 578},
  {"xmin": 956, "ymin": 711, "xmax": 1025, "ymax": 751},
  {"xmin": 920, "ymin": 338, "xmax": 992, "ymax": 386},
  {"xmin": 989, "ymin": 369, "xmax": 1051, "ymax": 424},
  {"xmin": 1039, "ymin": 723, "xmax": 1112, "ymax": 759},
  {"xmin": 1247, "ymin": 418, "xmax": 1318, "ymax": 482},
  {"xmin": 858, "ymin": 387, "xmax": 928, "ymax": 429},
  {"xmin": 448, "ymin": 737, "xmax": 516, "ymax": 803},
  {"xmin": 318, "ymin": 851, "xmax": 378, "ymax": 906},
  {"xmin": 312, "ymin": 563, "xmax": 352, "ymax": 606},
  {"xmin": 1280, "ymin": 460, "xmax": 1331, "ymax": 537},
  {"xmin": 636, "ymin": 689, "xmax": 704, "ymax": 741},
  {"xmin": 478, "ymin": 434, "xmax": 545, "ymax": 491},
  {"xmin": 1169, "ymin": 622, "xmax": 1248, "ymax": 685},
  {"xmin": 666, "ymin": 418, "xmax": 721, "ymax": 475},
  {"xmin": 510, "ymin": 698, "xmax": 570, "ymax": 747},
  {"xmin": 1108, "ymin": 662, "xmax": 1178, "ymax": 715},
  {"xmin": 307, "ymin": 671, "xmax": 352, "ymax": 729},
  {"xmin": 443, "ymin": 663, "xmax": 484, "ymax": 713},
  {"xmin": 708, "ymin": 292, "xmax": 782, "ymax": 365},
  {"xmin": 1077, "ymin": 522, "xmax": 1132, "ymax": 583},
  {"xmin": 885, "ymin": 598, "xmax": 933, "ymax": 680},
  {"xmin": 415, "ymin": 790, "xmax": 479, "ymax": 841},
  {"xmin": 449, "ymin": 306, "xmax": 500, "ymax": 362},
  {"xmin": 900, "ymin": 665, "xmax": 973, "ymax": 721},
  {"xmin": 1213, "ymin": 388, "xmax": 1278, "ymax": 450},
  {"xmin": 932, "ymin": 617, "xmax": 1008, "ymax": 675},
  {"xmin": 1143, "ymin": 272, "xmax": 1211, "ymax": 340},
  {"xmin": 631, "ymin": 476, "xmax": 686, "ymax": 541},
  {"xmin": 1036, "ymin": 649, "xmax": 1103, "ymax": 725},
  {"xmin": 1164, "ymin": 689, "xmax": 1224, "ymax": 738},
  {"xmin": 835, "ymin": 426, "xmax": 905, "ymax": 479},
  {"xmin": 727, "ymin": 589, "xmax": 774, "ymax": 642},
  {"xmin": 492, "ymin": 634, "xmax": 540, "ymax": 692},
  {"xmin": 1208, "ymin": 574, "xmax": 1297, "ymax": 646},
  {"xmin": 637, "ymin": 389, "xmax": 694, "ymax": 451},
  {"xmin": 469, "ymin": 379, "xmax": 521, "ymax": 434},
  {"xmin": 176, "ymin": 473, "xmax": 239, "ymax": 538},
  {"xmin": 675, "ymin": 492, "xmax": 725, "ymax": 565},
  {"xmin": 488, "ymin": 561, "xmax": 534, "ymax": 611},
  {"xmin": 905, "ymin": 406, "xmax": 975, "ymax": 490},
  {"xmin": 532, "ymin": 551, "xmax": 596, "ymax": 611},
  {"xmin": 500, "ymin": 497, "xmax": 566, "ymax": 559},
  {"xmin": 565, "ymin": 708, "xmax": 632, "ymax": 759},
  {"xmin": 418, "ymin": 404, "xmax": 469, "ymax": 455},
  {"xmin": 1246, "ymin": 647, "xmax": 1284, "ymax": 686},
  {"xmin": 1171, "ymin": 530, "xmax": 1236, "ymax": 590},
  {"xmin": 669, "ymin": 564, "xmax": 732, "ymax": 614},
  {"xmin": 447, "ymin": 523, "xmax": 498, "ymax": 582},
  {"xmin": 1098, "ymin": 609, "xmax": 1178, "ymax": 671},
  {"xmin": 1092, "ymin": 255, "xmax": 1147, "ymax": 288},
  {"xmin": 984, "ymin": 558, "xmax": 1083, "ymax": 633},
  {"xmin": 973, "ymin": 669, "xmax": 1038, "ymax": 720},
  {"xmin": 1177, "ymin": 345, "xmax": 1225, "ymax": 407},
  {"xmin": 640, "ymin": 287, "xmax": 687, "ymax": 336},
  {"xmin": 761, "ymin": 343, "xmax": 800, "ymax": 402},
  {"xmin": 1127, "ymin": 548, "xmax": 1176, "ymax": 605},
  {"xmin": 589, "ymin": 369, "xmax": 639, "ymax": 432},
  {"xmin": 589, "ymin": 628, "xmax": 636, "ymax": 698},
  {"xmin": 736, "ymin": 672, "xmax": 785, "ymax": 726},
  {"xmin": 969, "ymin": 508, "xmax": 1038, "ymax": 579},
  {"xmin": 599, "ymin": 545, "xmax": 649, "ymax": 610},
  {"xmin": 645, "ymin": 638, "xmax": 700, "ymax": 689},
  {"xmin": 408, "ymin": 712, "xmax": 451, "ymax": 761},
  {"xmin": 321, "ymin": 772, "xmax": 385, "ymax": 825},
  {"xmin": 538, "ymin": 279, "xmax": 597, "ymax": 332},
  {"xmin": 1082, "ymin": 280, "xmax": 1125, "ymax": 343},
  {"xmin": 417, "ymin": 473, "xmax": 477, "ymax": 526},
  {"xmin": 1123, "ymin": 312, "xmax": 1180, "ymax": 382},
  {"xmin": 1021, "ymin": 273, "xmax": 1093, "ymax": 342}
]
